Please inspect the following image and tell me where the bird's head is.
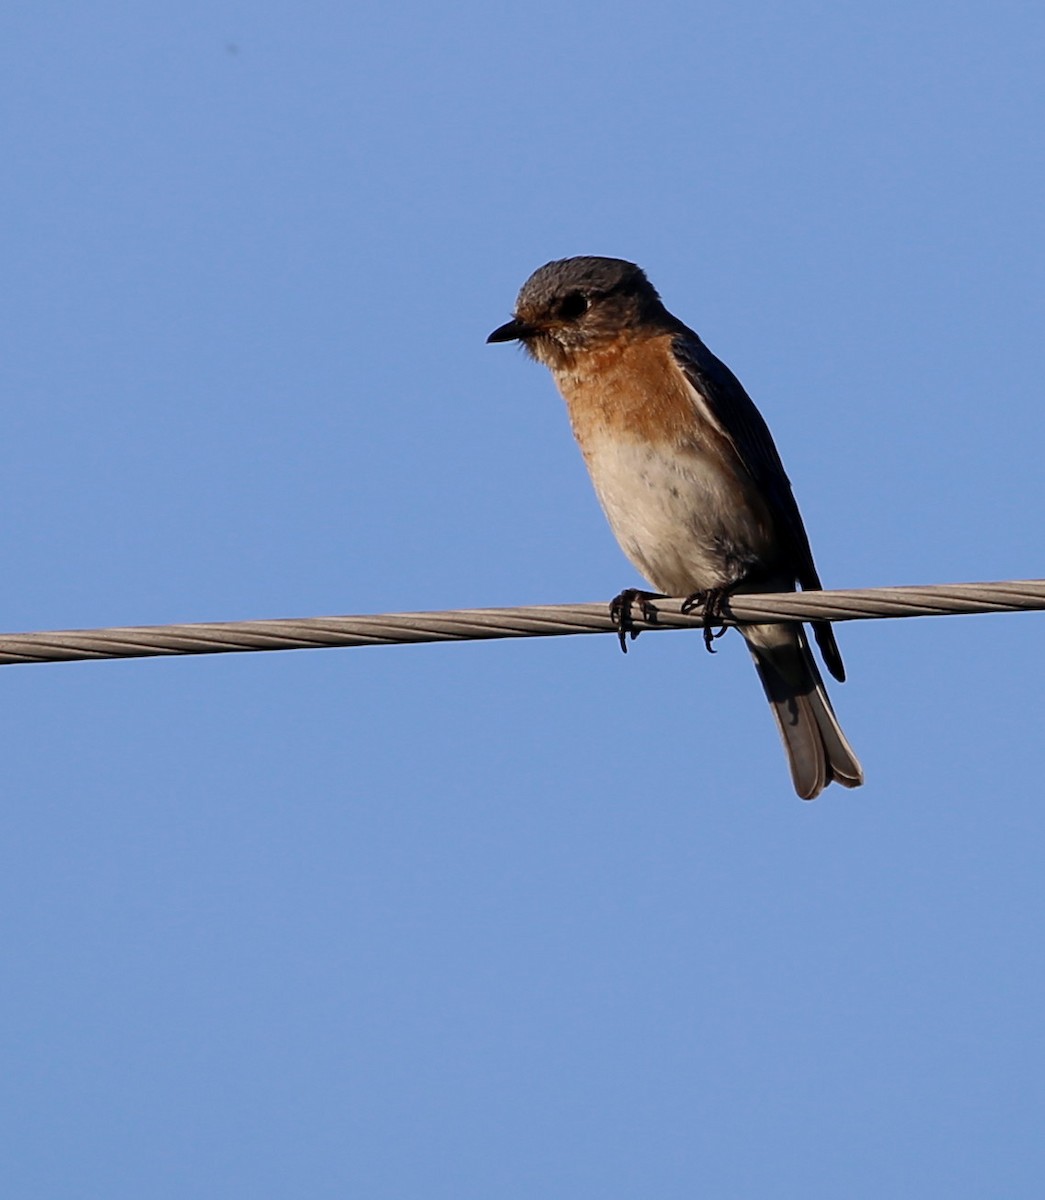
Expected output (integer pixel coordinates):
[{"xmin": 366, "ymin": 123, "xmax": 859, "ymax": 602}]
[{"xmin": 487, "ymin": 256, "xmax": 666, "ymax": 369}]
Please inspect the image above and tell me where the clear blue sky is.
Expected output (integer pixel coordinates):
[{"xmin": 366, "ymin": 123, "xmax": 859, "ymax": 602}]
[{"xmin": 4, "ymin": 3, "xmax": 1044, "ymax": 1196}]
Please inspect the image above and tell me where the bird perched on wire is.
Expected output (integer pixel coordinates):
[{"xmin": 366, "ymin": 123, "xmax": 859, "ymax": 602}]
[{"xmin": 488, "ymin": 255, "xmax": 862, "ymax": 800}]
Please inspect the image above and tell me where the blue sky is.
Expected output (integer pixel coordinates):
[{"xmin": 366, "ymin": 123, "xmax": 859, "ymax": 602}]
[{"xmin": 4, "ymin": 2, "xmax": 1044, "ymax": 1196}]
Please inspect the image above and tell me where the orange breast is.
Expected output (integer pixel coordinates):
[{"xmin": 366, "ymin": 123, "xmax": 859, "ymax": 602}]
[{"xmin": 556, "ymin": 333, "xmax": 711, "ymax": 451}]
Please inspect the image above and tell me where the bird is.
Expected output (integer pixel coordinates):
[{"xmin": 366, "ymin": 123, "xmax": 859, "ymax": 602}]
[{"xmin": 487, "ymin": 256, "xmax": 862, "ymax": 800}]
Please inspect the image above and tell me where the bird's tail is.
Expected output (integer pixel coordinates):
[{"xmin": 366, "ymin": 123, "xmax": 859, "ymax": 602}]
[{"xmin": 745, "ymin": 624, "xmax": 863, "ymax": 800}]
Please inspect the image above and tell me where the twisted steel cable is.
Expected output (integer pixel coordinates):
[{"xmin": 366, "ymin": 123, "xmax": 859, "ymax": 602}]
[{"xmin": 0, "ymin": 579, "xmax": 1042, "ymax": 668}]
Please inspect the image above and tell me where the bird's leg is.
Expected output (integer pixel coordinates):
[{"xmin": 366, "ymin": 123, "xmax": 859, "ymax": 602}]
[
  {"xmin": 608, "ymin": 589, "xmax": 664, "ymax": 654},
  {"xmin": 680, "ymin": 588, "xmax": 732, "ymax": 654}
]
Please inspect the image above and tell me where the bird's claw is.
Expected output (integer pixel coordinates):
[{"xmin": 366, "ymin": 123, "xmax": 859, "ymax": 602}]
[
  {"xmin": 609, "ymin": 589, "xmax": 664, "ymax": 654},
  {"xmin": 681, "ymin": 588, "xmax": 731, "ymax": 654}
]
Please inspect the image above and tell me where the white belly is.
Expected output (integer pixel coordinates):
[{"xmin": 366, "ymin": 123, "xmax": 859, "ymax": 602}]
[{"xmin": 581, "ymin": 432, "xmax": 773, "ymax": 596}]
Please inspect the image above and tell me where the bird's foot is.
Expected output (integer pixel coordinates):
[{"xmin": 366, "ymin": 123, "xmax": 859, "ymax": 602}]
[
  {"xmin": 609, "ymin": 589, "xmax": 664, "ymax": 654},
  {"xmin": 681, "ymin": 588, "xmax": 732, "ymax": 654}
]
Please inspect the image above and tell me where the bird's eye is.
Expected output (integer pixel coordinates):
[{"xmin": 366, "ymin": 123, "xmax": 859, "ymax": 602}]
[{"xmin": 558, "ymin": 291, "xmax": 589, "ymax": 320}]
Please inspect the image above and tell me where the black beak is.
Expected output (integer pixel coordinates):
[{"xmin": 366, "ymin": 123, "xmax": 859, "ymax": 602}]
[{"xmin": 486, "ymin": 318, "xmax": 537, "ymax": 344}]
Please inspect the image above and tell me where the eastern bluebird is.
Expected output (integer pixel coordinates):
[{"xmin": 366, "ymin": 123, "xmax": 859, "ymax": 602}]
[{"xmin": 488, "ymin": 256, "xmax": 862, "ymax": 800}]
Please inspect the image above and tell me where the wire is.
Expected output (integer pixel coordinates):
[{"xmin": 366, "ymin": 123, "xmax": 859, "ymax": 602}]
[{"xmin": 0, "ymin": 579, "xmax": 1042, "ymax": 668}]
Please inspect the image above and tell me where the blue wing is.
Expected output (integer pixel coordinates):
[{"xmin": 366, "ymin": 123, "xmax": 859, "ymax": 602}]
[{"xmin": 670, "ymin": 329, "xmax": 846, "ymax": 682}]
